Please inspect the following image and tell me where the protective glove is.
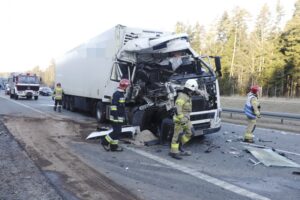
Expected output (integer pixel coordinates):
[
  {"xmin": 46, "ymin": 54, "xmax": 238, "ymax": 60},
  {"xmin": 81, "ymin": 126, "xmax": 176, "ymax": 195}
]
[
  {"xmin": 180, "ymin": 115, "xmax": 190, "ymax": 125},
  {"xmin": 255, "ymin": 112, "xmax": 261, "ymax": 118},
  {"xmin": 257, "ymin": 114, "xmax": 261, "ymax": 118}
]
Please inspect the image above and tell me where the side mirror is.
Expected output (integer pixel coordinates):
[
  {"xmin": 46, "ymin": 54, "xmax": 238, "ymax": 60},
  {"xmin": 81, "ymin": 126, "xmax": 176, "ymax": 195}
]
[{"xmin": 214, "ymin": 56, "xmax": 222, "ymax": 77}]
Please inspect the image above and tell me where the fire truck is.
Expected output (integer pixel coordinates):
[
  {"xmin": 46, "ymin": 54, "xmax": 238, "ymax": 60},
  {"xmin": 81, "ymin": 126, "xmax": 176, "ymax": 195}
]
[{"xmin": 8, "ymin": 73, "xmax": 41, "ymax": 100}]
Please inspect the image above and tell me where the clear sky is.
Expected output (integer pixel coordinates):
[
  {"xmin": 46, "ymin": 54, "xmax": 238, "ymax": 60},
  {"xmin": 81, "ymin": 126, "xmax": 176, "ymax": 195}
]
[{"xmin": 0, "ymin": 0, "xmax": 296, "ymax": 73}]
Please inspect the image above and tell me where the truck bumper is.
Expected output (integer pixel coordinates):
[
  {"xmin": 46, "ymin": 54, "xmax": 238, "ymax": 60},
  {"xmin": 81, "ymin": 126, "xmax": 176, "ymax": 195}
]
[{"xmin": 16, "ymin": 90, "xmax": 39, "ymax": 97}]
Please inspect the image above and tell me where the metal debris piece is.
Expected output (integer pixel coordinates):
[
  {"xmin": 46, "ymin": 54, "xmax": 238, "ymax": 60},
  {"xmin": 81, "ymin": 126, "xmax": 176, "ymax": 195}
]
[
  {"xmin": 86, "ymin": 126, "xmax": 138, "ymax": 139},
  {"xmin": 258, "ymin": 138, "xmax": 272, "ymax": 143},
  {"xmin": 144, "ymin": 139, "xmax": 160, "ymax": 146},
  {"xmin": 204, "ymin": 144, "xmax": 220, "ymax": 153},
  {"xmin": 245, "ymin": 146, "xmax": 300, "ymax": 168},
  {"xmin": 292, "ymin": 171, "xmax": 300, "ymax": 175},
  {"xmin": 249, "ymin": 158, "xmax": 262, "ymax": 166},
  {"xmin": 241, "ymin": 142, "xmax": 300, "ymax": 157}
]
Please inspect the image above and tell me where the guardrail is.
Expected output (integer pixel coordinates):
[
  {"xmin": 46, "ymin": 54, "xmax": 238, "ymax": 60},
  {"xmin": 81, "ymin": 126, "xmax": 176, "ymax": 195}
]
[{"xmin": 222, "ymin": 108, "xmax": 300, "ymax": 124}]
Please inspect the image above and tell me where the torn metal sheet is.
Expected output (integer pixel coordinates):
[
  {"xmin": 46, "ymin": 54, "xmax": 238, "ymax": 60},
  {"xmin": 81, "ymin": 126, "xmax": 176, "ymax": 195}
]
[
  {"xmin": 86, "ymin": 126, "xmax": 138, "ymax": 140},
  {"xmin": 245, "ymin": 146, "xmax": 300, "ymax": 168}
]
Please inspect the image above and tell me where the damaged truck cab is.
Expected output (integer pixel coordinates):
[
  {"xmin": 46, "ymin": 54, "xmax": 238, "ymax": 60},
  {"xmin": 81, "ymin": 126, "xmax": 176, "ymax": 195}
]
[{"xmin": 56, "ymin": 25, "xmax": 222, "ymax": 140}]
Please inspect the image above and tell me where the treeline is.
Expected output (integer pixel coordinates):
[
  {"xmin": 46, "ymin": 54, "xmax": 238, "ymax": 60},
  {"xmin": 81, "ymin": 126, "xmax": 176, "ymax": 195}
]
[
  {"xmin": 28, "ymin": 59, "xmax": 55, "ymax": 87},
  {"xmin": 175, "ymin": 0, "xmax": 300, "ymax": 97}
]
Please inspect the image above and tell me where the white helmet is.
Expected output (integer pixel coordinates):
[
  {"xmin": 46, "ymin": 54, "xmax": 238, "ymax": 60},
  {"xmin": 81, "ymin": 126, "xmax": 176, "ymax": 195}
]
[{"xmin": 184, "ymin": 79, "xmax": 198, "ymax": 91}]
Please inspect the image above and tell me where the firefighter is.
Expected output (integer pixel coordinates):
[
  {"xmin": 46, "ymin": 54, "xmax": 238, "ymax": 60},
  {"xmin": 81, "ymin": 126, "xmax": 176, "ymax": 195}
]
[
  {"xmin": 52, "ymin": 83, "xmax": 63, "ymax": 112},
  {"xmin": 101, "ymin": 79, "xmax": 130, "ymax": 152},
  {"xmin": 169, "ymin": 79, "xmax": 198, "ymax": 160},
  {"xmin": 244, "ymin": 85, "xmax": 261, "ymax": 143}
]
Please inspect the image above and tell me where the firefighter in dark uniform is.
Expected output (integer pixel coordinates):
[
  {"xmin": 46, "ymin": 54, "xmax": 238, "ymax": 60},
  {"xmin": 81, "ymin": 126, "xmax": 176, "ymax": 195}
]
[{"xmin": 101, "ymin": 79, "xmax": 130, "ymax": 151}]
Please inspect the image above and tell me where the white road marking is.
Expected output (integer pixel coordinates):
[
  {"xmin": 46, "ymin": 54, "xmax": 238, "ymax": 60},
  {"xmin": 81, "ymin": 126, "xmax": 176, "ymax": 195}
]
[
  {"xmin": 126, "ymin": 146, "xmax": 270, "ymax": 200},
  {"xmin": 0, "ymin": 95, "xmax": 50, "ymax": 116}
]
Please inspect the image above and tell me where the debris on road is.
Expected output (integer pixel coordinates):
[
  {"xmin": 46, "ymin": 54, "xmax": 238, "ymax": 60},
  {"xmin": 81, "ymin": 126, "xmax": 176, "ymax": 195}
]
[
  {"xmin": 204, "ymin": 144, "xmax": 220, "ymax": 153},
  {"xmin": 292, "ymin": 171, "xmax": 300, "ymax": 175},
  {"xmin": 241, "ymin": 142, "xmax": 300, "ymax": 157},
  {"xmin": 249, "ymin": 158, "xmax": 262, "ymax": 166},
  {"xmin": 258, "ymin": 138, "xmax": 272, "ymax": 143},
  {"xmin": 245, "ymin": 146, "xmax": 300, "ymax": 168},
  {"xmin": 120, "ymin": 130, "xmax": 158, "ymax": 146},
  {"xmin": 86, "ymin": 126, "xmax": 138, "ymax": 140}
]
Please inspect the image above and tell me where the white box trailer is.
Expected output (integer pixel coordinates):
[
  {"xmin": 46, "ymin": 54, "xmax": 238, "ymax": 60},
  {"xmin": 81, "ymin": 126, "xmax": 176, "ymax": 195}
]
[{"xmin": 56, "ymin": 25, "xmax": 222, "ymax": 141}]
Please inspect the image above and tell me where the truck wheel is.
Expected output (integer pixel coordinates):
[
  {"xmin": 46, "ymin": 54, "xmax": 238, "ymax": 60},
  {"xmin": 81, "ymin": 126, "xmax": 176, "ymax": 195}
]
[
  {"xmin": 10, "ymin": 93, "xmax": 13, "ymax": 99},
  {"xmin": 34, "ymin": 96, "xmax": 38, "ymax": 100},
  {"xmin": 15, "ymin": 94, "xmax": 18, "ymax": 100},
  {"xmin": 69, "ymin": 97, "xmax": 75, "ymax": 112},
  {"xmin": 140, "ymin": 107, "xmax": 159, "ymax": 136},
  {"xmin": 62, "ymin": 98, "xmax": 66, "ymax": 109},
  {"xmin": 65, "ymin": 96, "xmax": 70, "ymax": 110},
  {"xmin": 96, "ymin": 101, "xmax": 106, "ymax": 123},
  {"xmin": 159, "ymin": 118, "xmax": 174, "ymax": 144}
]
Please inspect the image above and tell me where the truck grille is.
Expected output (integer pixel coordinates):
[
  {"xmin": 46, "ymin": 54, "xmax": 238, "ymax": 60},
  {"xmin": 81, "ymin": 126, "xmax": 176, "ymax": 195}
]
[
  {"xmin": 193, "ymin": 122, "xmax": 210, "ymax": 130},
  {"xmin": 190, "ymin": 113, "xmax": 215, "ymax": 121},
  {"xmin": 17, "ymin": 85, "xmax": 39, "ymax": 91},
  {"xmin": 192, "ymin": 96, "xmax": 207, "ymax": 112}
]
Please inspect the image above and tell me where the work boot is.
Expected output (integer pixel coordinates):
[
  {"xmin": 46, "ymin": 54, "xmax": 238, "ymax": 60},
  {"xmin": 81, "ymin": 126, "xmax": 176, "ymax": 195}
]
[
  {"xmin": 244, "ymin": 132, "xmax": 254, "ymax": 143},
  {"xmin": 179, "ymin": 144, "xmax": 192, "ymax": 156},
  {"xmin": 101, "ymin": 138, "xmax": 110, "ymax": 151},
  {"xmin": 53, "ymin": 106, "xmax": 57, "ymax": 111},
  {"xmin": 168, "ymin": 152, "xmax": 182, "ymax": 160},
  {"xmin": 110, "ymin": 144, "xmax": 123, "ymax": 152},
  {"xmin": 58, "ymin": 106, "xmax": 61, "ymax": 112},
  {"xmin": 243, "ymin": 138, "xmax": 254, "ymax": 143}
]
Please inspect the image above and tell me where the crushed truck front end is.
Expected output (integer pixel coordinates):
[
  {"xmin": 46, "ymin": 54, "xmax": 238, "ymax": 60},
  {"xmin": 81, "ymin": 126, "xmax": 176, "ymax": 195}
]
[{"xmin": 113, "ymin": 30, "xmax": 222, "ymax": 138}]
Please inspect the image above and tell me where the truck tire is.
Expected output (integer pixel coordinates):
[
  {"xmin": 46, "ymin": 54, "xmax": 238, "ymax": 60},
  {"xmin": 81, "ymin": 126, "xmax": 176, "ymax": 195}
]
[
  {"xmin": 159, "ymin": 118, "xmax": 174, "ymax": 144},
  {"xmin": 140, "ymin": 107, "xmax": 160, "ymax": 136},
  {"xmin": 64, "ymin": 96, "xmax": 70, "ymax": 110},
  {"xmin": 15, "ymin": 94, "xmax": 18, "ymax": 100},
  {"xmin": 10, "ymin": 93, "xmax": 13, "ymax": 99},
  {"xmin": 62, "ymin": 97, "xmax": 66, "ymax": 109},
  {"xmin": 96, "ymin": 101, "xmax": 106, "ymax": 123},
  {"xmin": 69, "ymin": 96, "xmax": 75, "ymax": 112},
  {"xmin": 34, "ymin": 96, "xmax": 38, "ymax": 100}
]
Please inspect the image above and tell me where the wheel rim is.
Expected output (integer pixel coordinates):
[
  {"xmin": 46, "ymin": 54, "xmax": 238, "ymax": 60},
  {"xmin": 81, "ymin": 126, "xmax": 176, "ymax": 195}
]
[{"xmin": 96, "ymin": 108, "xmax": 101, "ymax": 121}]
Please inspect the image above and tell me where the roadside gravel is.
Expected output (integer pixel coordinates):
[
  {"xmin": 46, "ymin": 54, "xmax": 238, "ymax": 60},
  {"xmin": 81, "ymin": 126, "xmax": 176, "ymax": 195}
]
[{"xmin": 0, "ymin": 118, "xmax": 62, "ymax": 200}]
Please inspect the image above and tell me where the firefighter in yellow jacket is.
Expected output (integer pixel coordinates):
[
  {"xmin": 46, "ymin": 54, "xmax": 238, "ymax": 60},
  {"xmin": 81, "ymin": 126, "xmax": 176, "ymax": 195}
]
[
  {"xmin": 244, "ymin": 85, "xmax": 261, "ymax": 143},
  {"xmin": 169, "ymin": 79, "xmax": 198, "ymax": 160},
  {"xmin": 52, "ymin": 83, "xmax": 63, "ymax": 112}
]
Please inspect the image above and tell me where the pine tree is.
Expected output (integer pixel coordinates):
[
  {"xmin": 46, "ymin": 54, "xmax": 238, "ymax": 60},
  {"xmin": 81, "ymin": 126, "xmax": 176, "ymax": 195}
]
[{"xmin": 279, "ymin": 0, "xmax": 300, "ymax": 97}]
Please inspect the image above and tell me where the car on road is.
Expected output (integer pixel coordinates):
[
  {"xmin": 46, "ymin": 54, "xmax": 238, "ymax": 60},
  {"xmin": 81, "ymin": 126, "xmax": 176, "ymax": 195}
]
[
  {"xmin": 39, "ymin": 87, "xmax": 53, "ymax": 96},
  {"xmin": 5, "ymin": 84, "xmax": 10, "ymax": 95}
]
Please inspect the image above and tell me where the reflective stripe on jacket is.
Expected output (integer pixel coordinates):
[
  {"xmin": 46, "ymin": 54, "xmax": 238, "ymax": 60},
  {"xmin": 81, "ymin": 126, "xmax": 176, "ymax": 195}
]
[
  {"xmin": 173, "ymin": 92, "xmax": 192, "ymax": 122},
  {"xmin": 244, "ymin": 92, "xmax": 259, "ymax": 119},
  {"xmin": 53, "ymin": 87, "xmax": 63, "ymax": 100},
  {"xmin": 110, "ymin": 89, "xmax": 126, "ymax": 123}
]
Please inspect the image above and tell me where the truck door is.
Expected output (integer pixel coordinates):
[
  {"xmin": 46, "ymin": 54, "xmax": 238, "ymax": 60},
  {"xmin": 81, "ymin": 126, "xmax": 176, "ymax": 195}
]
[{"xmin": 103, "ymin": 61, "xmax": 124, "ymax": 101}]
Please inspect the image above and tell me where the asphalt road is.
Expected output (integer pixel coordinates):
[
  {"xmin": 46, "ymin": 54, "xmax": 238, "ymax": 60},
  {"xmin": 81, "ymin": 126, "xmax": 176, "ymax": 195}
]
[{"xmin": 0, "ymin": 91, "xmax": 299, "ymax": 200}]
